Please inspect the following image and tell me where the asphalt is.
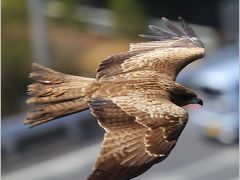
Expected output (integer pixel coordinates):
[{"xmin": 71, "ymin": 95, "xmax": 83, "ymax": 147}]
[{"xmin": 2, "ymin": 121, "xmax": 238, "ymax": 180}]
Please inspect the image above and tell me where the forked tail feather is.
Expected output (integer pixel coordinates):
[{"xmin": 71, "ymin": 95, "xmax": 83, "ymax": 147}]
[{"xmin": 25, "ymin": 63, "xmax": 99, "ymax": 127}]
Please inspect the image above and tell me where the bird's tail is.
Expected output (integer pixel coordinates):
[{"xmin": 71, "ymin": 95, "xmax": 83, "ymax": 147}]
[{"xmin": 24, "ymin": 63, "xmax": 99, "ymax": 127}]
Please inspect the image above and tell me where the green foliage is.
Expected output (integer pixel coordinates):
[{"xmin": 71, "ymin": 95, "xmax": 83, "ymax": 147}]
[
  {"xmin": 2, "ymin": 0, "xmax": 31, "ymax": 116},
  {"xmin": 108, "ymin": 0, "xmax": 147, "ymax": 38},
  {"xmin": 45, "ymin": 0, "xmax": 86, "ymax": 29},
  {"xmin": 2, "ymin": 0, "xmax": 28, "ymax": 24}
]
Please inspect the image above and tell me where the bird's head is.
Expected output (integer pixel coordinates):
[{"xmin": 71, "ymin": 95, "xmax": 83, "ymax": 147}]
[
  {"xmin": 178, "ymin": 96, "xmax": 203, "ymax": 110},
  {"xmin": 174, "ymin": 96, "xmax": 203, "ymax": 107},
  {"xmin": 170, "ymin": 87, "xmax": 203, "ymax": 107},
  {"xmin": 190, "ymin": 96, "xmax": 203, "ymax": 106}
]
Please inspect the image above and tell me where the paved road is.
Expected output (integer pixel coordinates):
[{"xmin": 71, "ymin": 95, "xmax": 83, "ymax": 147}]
[{"xmin": 2, "ymin": 121, "xmax": 238, "ymax": 180}]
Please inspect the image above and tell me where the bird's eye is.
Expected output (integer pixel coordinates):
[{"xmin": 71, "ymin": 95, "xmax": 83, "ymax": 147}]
[{"xmin": 190, "ymin": 37, "xmax": 199, "ymax": 42}]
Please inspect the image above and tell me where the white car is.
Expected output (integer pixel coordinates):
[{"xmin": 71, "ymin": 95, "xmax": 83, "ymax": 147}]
[{"xmin": 182, "ymin": 44, "xmax": 239, "ymax": 144}]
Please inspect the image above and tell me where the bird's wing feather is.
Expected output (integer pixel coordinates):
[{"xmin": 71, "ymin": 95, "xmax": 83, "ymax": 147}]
[
  {"xmin": 96, "ymin": 49, "xmax": 154, "ymax": 79},
  {"xmin": 111, "ymin": 95, "xmax": 188, "ymax": 156},
  {"xmin": 97, "ymin": 17, "xmax": 205, "ymax": 80},
  {"xmin": 88, "ymin": 98, "xmax": 163, "ymax": 180},
  {"xmin": 88, "ymin": 96, "xmax": 188, "ymax": 179}
]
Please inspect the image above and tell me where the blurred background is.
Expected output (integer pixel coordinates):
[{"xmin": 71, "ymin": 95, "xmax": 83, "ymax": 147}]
[{"xmin": 2, "ymin": 0, "xmax": 239, "ymax": 180}]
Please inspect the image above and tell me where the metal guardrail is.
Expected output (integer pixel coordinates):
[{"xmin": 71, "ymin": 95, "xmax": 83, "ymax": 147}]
[{"xmin": 2, "ymin": 110, "xmax": 99, "ymax": 157}]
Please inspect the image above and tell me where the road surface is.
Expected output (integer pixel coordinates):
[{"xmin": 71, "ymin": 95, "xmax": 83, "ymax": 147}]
[{"xmin": 2, "ymin": 121, "xmax": 238, "ymax": 180}]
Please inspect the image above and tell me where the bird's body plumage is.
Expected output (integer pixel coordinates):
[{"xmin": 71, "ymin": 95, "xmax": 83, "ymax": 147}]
[{"xmin": 25, "ymin": 17, "xmax": 205, "ymax": 180}]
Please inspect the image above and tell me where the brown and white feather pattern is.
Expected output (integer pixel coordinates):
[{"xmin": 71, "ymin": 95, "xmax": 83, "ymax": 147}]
[
  {"xmin": 88, "ymin": 99, "xmax": 165, "ymax": 180},
  {"xmin": 25, "ymin": 63, "xmax": 99, "ymax": 127},
  {"xmin": 97, "ymin": 17, "xmax": 204, "ymax": 80},
  {"xmin": 25, "ymin": 17, "xmax": 205, "ymax": 179}
]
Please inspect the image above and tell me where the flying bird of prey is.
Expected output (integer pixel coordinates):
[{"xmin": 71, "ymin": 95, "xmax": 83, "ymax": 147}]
[{"xmin": 25, "ymin": 17, "xmax": 205, "ymax": 180}]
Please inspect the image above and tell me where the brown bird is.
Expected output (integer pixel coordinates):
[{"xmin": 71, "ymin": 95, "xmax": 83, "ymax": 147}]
[{"xmin": 25, "ymin": 17, "xmax": 205, "ymax": 180}]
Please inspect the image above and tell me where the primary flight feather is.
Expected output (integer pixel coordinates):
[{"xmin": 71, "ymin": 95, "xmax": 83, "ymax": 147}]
[{"xmin": 25, "ymin": 17, "xmax": 205, "ymax": 180}]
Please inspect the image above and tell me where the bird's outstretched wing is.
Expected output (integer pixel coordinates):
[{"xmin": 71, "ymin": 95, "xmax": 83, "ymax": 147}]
[
  {"xmin": 97, "ymin": 17, "xmax": 205, "ymax": 80},
  {"xmin": 88, "ymin": 95, "xmax": 188, "ymax": 180}
]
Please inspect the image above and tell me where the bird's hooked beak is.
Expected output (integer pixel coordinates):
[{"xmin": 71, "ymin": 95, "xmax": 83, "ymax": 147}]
[{"xmin": 191, "ymin": 97, "xmax": 203, "ymax": 106}]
